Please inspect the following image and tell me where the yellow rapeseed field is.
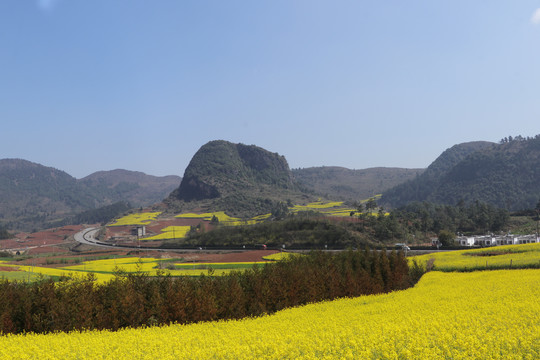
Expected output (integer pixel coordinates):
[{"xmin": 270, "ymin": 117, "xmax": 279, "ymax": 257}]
[
  {"xmin": 262, "ymin": 252, "xmax": 302, "ymax": 261},
  {"xmin": 142, "ymin": 226, "xmax": 191, "ymax": 240},
  {"xmin": 291, "ymin": 201, "xmax": 344, "ymax": 212},
  {"xmin": 108, "ymin": 212, "xmax": 161, "ymax": 226},
  {"xmin": 413, "ymin": 242, "xmax": 540, "ymax": 271},
  {"xmin": 175, "ymin": 211, "xmax": 260, "ymax": 226},
  {"xmin": 0, "ymin": 257, "xmax": 273, "ymax": 282},
  {"xmin": 1, "ymin": 269, "xmax": 538, "ymax": 359}
]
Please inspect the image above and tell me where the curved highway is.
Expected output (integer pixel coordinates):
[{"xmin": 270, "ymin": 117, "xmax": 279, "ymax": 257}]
[{"xmin": 74, "ymin": 227, "xmax": 159, "ymax": 251}]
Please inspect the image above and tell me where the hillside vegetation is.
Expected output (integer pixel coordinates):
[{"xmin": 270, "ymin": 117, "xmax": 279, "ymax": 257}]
[
  {"xmin": 0, "ymin": 159, "xmax": 179, "ymax": 231},
  {"xmin": 167, "ymin": 140, "xmax": 315, "ymax": 217},
  {"xmin": 383, "ymin": 136, "xmax": 540, "ymax": 210}
]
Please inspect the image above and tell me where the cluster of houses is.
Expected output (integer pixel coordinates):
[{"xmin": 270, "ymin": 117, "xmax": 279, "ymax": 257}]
[{"xmin": 433, "ymin": 234, "xmax": 539, "ymax": 247}]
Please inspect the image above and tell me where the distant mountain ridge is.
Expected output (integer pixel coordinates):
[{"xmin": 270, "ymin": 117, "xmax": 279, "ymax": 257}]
[
  {"xmin": 80, "ymin": 169, "xmax": 181, "ymax": 207},
  {"xmin": 382, "ymin": 137, "xmax": 540, "ymax": 210},
  {"xmin": 0, "ymin": 159, "xmax": 180, "ymax": 231}
]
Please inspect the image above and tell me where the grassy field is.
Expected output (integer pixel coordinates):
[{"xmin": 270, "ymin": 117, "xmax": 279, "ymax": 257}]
[{"xmin": 1, "ymin": 269, "xmax": 537, "ymax": 359}]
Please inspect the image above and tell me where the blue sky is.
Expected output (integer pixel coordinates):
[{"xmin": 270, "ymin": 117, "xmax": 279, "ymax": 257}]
[{"xmin": 1, "ymin": 1, "xmax": 539, "ymax": 178}]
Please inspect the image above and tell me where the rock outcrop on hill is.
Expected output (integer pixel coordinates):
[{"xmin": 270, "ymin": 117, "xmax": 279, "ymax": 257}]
[{"xmin": 173, "ymin": 140, "xmax": 295, "ymax": 202}]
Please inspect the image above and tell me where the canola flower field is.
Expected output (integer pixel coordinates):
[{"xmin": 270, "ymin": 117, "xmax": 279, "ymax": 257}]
[
  {"xmin": 108, "ymin": 212, "xmax": 162, "ymax": 226},
  {"xmin": 413, "ymin": 242, "xmax": 540, "ymax": 271},
  {"xmin": 175, "ymin": 211, "xmax": 267, "ymax": 226},
  {"xmin": 142, "ymin": 226, "xmax": 191, "ymax": 240},
  {"xmin": 1, "ymin": 269, "xmax": 538, "ymax": 359},
  {"xmin": 0, "ymin": 257, "xmax": 269, "ymax": 283}
]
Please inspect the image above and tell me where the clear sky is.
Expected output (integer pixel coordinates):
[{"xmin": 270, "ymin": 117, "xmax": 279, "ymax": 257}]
[{"xmin": 1, "ymin": 1, "xmax": 539, "ymax": 178}]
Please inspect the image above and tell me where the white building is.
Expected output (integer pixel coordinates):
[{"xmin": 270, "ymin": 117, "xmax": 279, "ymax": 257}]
[
  {"xmin": 455, "ymin": 236, "xmax": 475, "ymax": 247},
  {"xmin": 474, "ymin": 235, "xmax": 496, "ymax": 247}
]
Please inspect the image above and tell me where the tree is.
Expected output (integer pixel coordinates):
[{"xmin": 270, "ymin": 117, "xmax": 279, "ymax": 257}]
[
  {"xmin": 438, "ymin": 229, "xmax": 455, "ymax": 247},
  {"xmin": 365, "ymin": 198, "xmax": 377, "ymax": 214},
  {"xmin": 271, "ymin": 201, "xmax": 289, "ymax": 220},
  {"xmin": 535, "ymin": 199, "xmax": 540, "ymax": 235}
]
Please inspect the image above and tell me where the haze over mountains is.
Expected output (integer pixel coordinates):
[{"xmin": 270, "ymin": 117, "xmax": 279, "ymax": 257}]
[
  {"xmin": 2, "ymin": 135, "xmax": 540, "ymax": 232},
  {"xmin": 292, "ymin": 166, "xmax": 423, "ymax": 201}
]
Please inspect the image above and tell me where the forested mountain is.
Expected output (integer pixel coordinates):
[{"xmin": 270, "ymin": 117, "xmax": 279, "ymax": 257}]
[
  {"xmin": 167, "ymin": 140, "xmax": 314, "ymax": 217},
  {"xmin": 293, "ymin": 166, "xmax": 423, "ymax": 201},
  {"xmin": 382, "ymin": 137, "xmax": 540, "ymax": 210},
  {"xmin": 79, "ymin": 169, "xmax": 180, "ymax": 207},
  {"xmin": 0, "ymin": 159, "xmax": 180, "ymax": 231}
]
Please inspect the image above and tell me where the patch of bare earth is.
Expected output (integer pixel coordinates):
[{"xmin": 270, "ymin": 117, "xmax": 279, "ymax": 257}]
[
  {"xmin": 0, "ymin": 266, "xmax": 18, "ymax": 272},
  {"xmin": 179, "ymin": 250, "xmax": 280, "ymax": 263}
]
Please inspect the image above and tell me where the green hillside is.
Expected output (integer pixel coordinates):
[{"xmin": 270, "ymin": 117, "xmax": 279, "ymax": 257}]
[
  {"xmin": 0, "ymin": 159, "xmax": 180, "ymax": 231},
  {"xmin": 383, "ymin": 137, "xmax": 540, "ymax": 210}
]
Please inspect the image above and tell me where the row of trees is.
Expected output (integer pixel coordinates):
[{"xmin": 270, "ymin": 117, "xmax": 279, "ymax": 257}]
[
  {"xmin": 499, "ymin": 134, "xmax": 540, "ymax": 143},
  {"xmin": 0, "ymin": 249, "xmax": 418, "ymax": 335}
]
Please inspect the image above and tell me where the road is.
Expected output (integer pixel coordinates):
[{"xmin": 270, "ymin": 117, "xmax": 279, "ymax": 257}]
[
  {"xmin": 73, "ymin": 227, "xmax": 155, "ymax": 251},
  {"xmin": 73, "ymin": 227, "xmax": 218, "ymax": 252}
]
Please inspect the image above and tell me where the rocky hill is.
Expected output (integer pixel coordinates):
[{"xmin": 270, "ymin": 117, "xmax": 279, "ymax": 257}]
[
  {"xmin": 0, "ymin": 159, "xmax": 180, "ymax": 231},
  {"xmin": 293, "ymin": 166, "xmax": 423, "ymax": 201},
  {"xmin": 382, "ymin": 137, "xmax": 540, "ymax": 210},
  {"xmin": 168, "ymin": 140, "xmax": 311, "ymax": 216}
]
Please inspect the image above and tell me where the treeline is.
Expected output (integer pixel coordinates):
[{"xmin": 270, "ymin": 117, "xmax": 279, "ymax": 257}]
[
  {"xmin": 392, "ymin": 201, "xmax": 510, "ymax": 235},
  {"xmin": 171, "ymin": 217, "xmax": 372, "ymax": 249},
  {"xmin": 0, "ymin": 249, "xmax": 417, "ymax": 335},
  {"xmin": 499, "ymin": 134, "xmax": 540, "ymax": 143}
]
